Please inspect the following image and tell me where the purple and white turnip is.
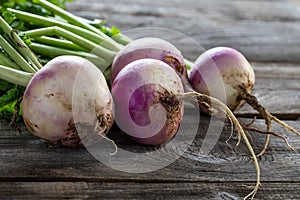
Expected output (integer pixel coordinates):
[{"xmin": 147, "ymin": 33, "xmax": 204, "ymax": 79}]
[
  {"xmin": 22, "ymin": 56, "xmax": 114, "ymax": 147},
  {"xmin": 110, "ymin": 37, "xmax": 189, "ymax": 90},
  {"xmin": 111, "ymin": 58, "xmax": 184, "ymax": 145},
  {"xmin": 189, "ymin": 47, "xmax": 255, "ymax": 111},
  {"xmin": 189, "ymin": 47, "xmax": 300, "ymax": 156}
]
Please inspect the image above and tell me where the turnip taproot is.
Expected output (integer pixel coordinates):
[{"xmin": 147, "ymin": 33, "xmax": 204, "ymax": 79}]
[
  {"xmin": 189, "ymin": 47, "xmax": 255, "ymax": 111},
  {"xmin": 22, "ymin": 56, "xmax": 114, "ymax": 147},
  {"xmin": 110, "ymin": 37, "xmax": 189, "ymax": 89},
  {"xmin": 189, "ymin": 47, "xmax": 300, "ymax": 156},
  {"xmin": 112, "ymin": 58, "xmax": 184, "ymax": 145}
]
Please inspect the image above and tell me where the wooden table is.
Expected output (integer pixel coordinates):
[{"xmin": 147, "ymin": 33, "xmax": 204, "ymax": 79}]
[{"xmin": 1, "ymin": 0, "xmax": 300, "ymax": 199}]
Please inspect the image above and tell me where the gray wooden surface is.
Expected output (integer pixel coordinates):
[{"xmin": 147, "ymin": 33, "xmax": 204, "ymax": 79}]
[{"xmin": 1, "ymin": 0, "xmax": 300, "ymax": 199}]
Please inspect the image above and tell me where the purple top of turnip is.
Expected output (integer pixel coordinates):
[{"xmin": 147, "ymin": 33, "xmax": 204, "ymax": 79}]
[
  {"xmin": 189, "ymin": 47, "xmax": 255, "ymax": 111},
  {"xmin": 110, "ymin": 37, "xmax": 187, "ymax": 86}
]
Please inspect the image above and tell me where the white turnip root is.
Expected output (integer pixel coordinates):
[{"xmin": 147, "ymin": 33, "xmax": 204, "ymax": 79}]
[
  {"xmin": 189, "ymin": 47, "xmax": 300, "ymax": 156},
  {"xmin": 22, "ymin": 56, "xmax": 114, "ymax": 147}
]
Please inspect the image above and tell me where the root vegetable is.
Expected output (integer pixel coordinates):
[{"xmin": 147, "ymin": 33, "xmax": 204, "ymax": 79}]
[
  {"xmin": 189, "ymin": 47, "xmax": 300, "ymax": 157},
  {"xmin": 110, "ymin": 37, "xmax": 189, "ymax": 89},
  {"xmin": 189, "ymin": 47, "xmax": 255, "ymax": 111},
  {"xmin": 111, "ymin": 58, "xmax": 184, "ymax": 145},
  {"xmin": 22, "ymin": 56, "xmax": 114, "ymax": 147}
]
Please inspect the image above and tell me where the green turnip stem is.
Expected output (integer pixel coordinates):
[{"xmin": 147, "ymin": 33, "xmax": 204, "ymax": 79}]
[
  {"xmin": 0, "ymin": 65, "xmax": 33, "ymax": 86},
  {"xmin": 38, "ymin": 0, "xmax": 121, "ymax": 51},
  {"xmin": 29, "ymin": 42, "xmax": 110, "ymax": 72},
  {"xmin": 112, "ymin": 33, "xmax": 133, "ymax": 45},
  {"xmin": 0, "ymin": 52, "xmax": 21, "ymax": 70},
  {"xmin": 184, "ymin": 58, "xmax": 194, "ymax": 70},
  {"xmin": 8, "ymin": 8, "xmax": 121, "ymax": 52},
  {"xmin": 8, "ymin": 8, "xmax": 194, "ymax": 71},
  {"xmin": 0, "ymin": 35, "xmax": 36, "ymax": 73},
  {"xmin": 108, "ymin": 30, "xmax": 195, "ymax": 70},
  {"xmin": 34, "ymin": 36, "xmax": 86, "ymax": 52},
  {"xmin": 73, "ymin": 15, "xmax": 106, "ymax": 28},
  {"xmin": 0, "ymin": 16, "xmax": 42, "ymax": 70},
  {"xmin": 24, "ymin": 26, "xmax": 116, "ymax": 62},
  {"xmin": 75, "ymin": 16, "xmax": 132, "ymax": 46}
]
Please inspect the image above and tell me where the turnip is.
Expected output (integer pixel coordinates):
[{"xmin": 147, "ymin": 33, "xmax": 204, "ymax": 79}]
[
  {"xmin": 111, "ymin": 58, "xmax": 261, "ymax": 199},
  {"xmin": 110, "ymin": 37, "xmax": 189, "ymax": 89},
  {"xmin": 110, "ymin": 37, "xmax": 224, "ymax": 118},
  {"xmin": 22, "ymin": 56, "xmax": 114, "ymax": 147},
  {"xmin": 0, "ymin": 16, "xmax": 114, "ymax": 147},
  {"xmin": 111, "ymin": 58, "xmax": 184, "ymax": 145},
  {"xmin": 189, "ymin": 47, "xmax": 300, "ymax": 156}
]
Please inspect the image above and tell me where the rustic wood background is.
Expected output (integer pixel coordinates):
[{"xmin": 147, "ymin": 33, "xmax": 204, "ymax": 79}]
[{"xmin": 1, "ymin": 0, "xmax": 300, "ymax": 199}]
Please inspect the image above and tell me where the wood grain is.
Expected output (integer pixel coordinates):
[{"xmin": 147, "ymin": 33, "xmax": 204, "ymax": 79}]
[
  {"xmin": 0, "ymin": 181, "xmax": 299, "ymax": 200},
  {"xmin": 0, "ymin": 117, "xmax": 299, "ymax": 181},
  {"xmin": 1, "ymin": 0, "xmax": 300, "ymax": 199},
  {"xmin": 237, "ymin": 63, "xmax": 300, "ymax": 117},
  {"xmin": 0, "ymin": 116, "xmax": 300, "ymax": 199},
  {"xmin": 67, "ymin": 0, "xmax": 300, "ymax": 62}
]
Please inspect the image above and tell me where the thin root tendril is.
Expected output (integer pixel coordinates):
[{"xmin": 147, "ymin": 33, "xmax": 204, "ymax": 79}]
[
  {"xmin": 178, "ymin": 91, "xmax": 261, "ymax": 200},
  {"xmin": 240, "ymin": 87, "xmax": 299, "ymax": 155}
]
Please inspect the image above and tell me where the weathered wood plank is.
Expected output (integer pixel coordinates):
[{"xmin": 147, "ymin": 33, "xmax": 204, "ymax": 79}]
[
  {"xmin": 67, "ymin": 0, "xmax": 300, "ymax": 62},
  {"xmin": 1, "ymin": 1, "xmax": 300, "ymax": 199},
  {"xmin": 237, "ymin": 63, "xmax": 300, "ymax": 117},
  {"xmin": 68, "ymin": 0, "xmax": 300, "ymax": 23},
  {"xmin": 0, "ymin": 181, "xmax": 299, "ymax": 200},
  {"xmin": 0, "ymin": 117, "xmax": 299, "ymax": 183}
]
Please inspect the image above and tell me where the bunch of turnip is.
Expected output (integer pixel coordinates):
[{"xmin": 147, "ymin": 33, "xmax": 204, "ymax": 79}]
[
  {"xmin": 109, "ymin": 37, "xmax": 261, "ymax": 200},
  {"xmin": 2, "ymin": 1, "xmax": 300, "ymax": 199}
]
